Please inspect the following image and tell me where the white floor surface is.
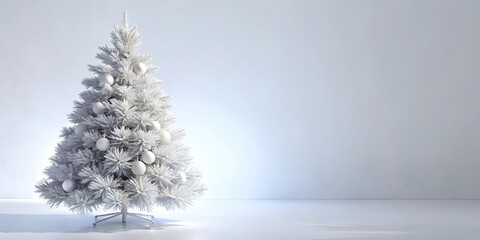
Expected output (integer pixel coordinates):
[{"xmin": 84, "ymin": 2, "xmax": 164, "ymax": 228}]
[{"xmin": 0, "ymin": 199, "xmax": 479, "ymax": 239}]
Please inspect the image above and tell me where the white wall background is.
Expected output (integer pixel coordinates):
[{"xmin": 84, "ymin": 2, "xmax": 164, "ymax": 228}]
[{"xmin": 1, "ymin": 0, "xmax": 480, "ymax": 199}]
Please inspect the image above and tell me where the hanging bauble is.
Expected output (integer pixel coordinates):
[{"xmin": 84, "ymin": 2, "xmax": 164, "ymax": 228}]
[
  {"xmin": 142, "ymin": 150, "xmax": 156, "ymax": 164},
  {"xmin": 92, "ymin": 102, "xmax": 107, "ymax": 115},
  {"xmin": 160, "ymin": 129, "xmax": 171, "ymax": 145},
  {"xmin": 101, "ymin": 84, "xmax": 113, "ymax": 95},
  {"xmin": 75, "ymin": 124, "xmax": 86, "ymax": 136},
  {"xmin": 149, "ymin": 121, "xmax": 161, "ymax": 131},
  {"xmin": 96, "ymin": 137, "xmax": 110, "ymax": 151},
  {"xmin": 132, "ymin": 161, "xmax": 146, "ymax": 175},
  {"xmin": 133, "ymin": 62, "xmax": 147, "ymax": 74},
  {"xmin": 179, "ymin": 172, "xmax": 187, "ymax": 183},
  {"xmin": 99, "ymin": 73, "xmax": 114, "ymax": 86},
  {"xmin": 62, "ymin": 179, "xmax": 76, "ymax": 192}
]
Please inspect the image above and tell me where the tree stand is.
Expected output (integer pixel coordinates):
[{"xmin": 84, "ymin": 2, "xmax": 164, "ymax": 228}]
[{"xmin": 93, "ymin": 206, "xmax": 154, "ymax": 226}]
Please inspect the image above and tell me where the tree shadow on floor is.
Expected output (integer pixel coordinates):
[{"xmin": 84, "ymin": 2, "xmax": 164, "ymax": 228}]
[{"xmin": 0, "ymin": 214, "xmax": 182, "ymax": 233}]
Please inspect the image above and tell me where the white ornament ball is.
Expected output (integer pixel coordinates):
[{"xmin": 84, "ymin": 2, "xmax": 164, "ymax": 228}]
[
  {"xmin": 133, "ymin": 62, "xmax": 147, "ymax": 75},
  {"xmin": 149, "ymin": 121, "xmax": 161, "ymax": 131},
  {"xmin": 99, "ymin": 73, "xmax": 114, "ymax": 86},
  {"xmin": 96, "ymin": 137, "xmax": 110, "ymax": 151},
  {"xmin": 142, "ymin": 150, "xmax": 156, "ymax": 164},
  {"xmin": 179, "ymin": 172, "xmax": 187, "ymax": 183},
  {"xmin": 62, "ymin": 179, "xmax": 76, "ymax": 192},
  {"xmin": 75, "ymin": 124, "xmax": 86, "ymax": 136},
  {"xmin": 92, "ymin": 102, "xmax": 107, "ymax": 115},
  {"xmin": 101, "ymin": 84, "xmax": 113, "ymax": 94},
  {"xmin": 160, "ymin": 129, "xmax": 171, "ymax": 145},
  {"xmin": 132, "ymin": 161, "xmax": 146, "ymax": 176}
]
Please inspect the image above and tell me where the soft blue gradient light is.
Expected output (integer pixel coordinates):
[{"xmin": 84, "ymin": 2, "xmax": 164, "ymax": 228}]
[{"xmin": 1, "ymin": 0, "xmax": 480, "ymax": 199}]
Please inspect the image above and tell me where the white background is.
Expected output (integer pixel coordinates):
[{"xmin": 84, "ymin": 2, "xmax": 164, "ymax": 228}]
[{"xmin": 1, "ymin": 0, "xmax": 480, "ymax": 199}]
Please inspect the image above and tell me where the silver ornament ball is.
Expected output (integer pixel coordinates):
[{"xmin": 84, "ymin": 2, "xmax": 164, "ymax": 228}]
[
  {"xmin": 62, "ymin": 179, "xmax": 76, "ymax": 192},
  {"xmin": 101, "ymin": 84, "xmax": 113, "ymax": 94},
  {"xmin": 99, "ymin": 73, "xmax": 114, "ymax": 86},
  {"xmin": 133, "ymin": 62, "xmax": 147, "ymax": 74},
  {"xmin": 92, "ymin": 102, "xmax": 107, "ymax": 115},
  {"xmin": 96, "ymin": 137, "xmax": 110, "ymax": 151},
  {"xmin": 149, "ymin": 121, "xmax": 161, "ymax": 131},
  {"xmin": 142, "ymin": 150, "xmax": 156, "ymax": 164},
  {"xmin": 160, "ymin": 129, "xmax": 171, "ymax": 145},
  {"xmin": 131, "ymin": 161, "xmax": 146, "ymax": 176}
]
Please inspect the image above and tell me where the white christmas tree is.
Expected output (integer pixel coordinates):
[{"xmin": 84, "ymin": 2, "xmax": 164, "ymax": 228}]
[{"xmin": 35, "ymin": 12, "xmax": 206, "ymax": 224}]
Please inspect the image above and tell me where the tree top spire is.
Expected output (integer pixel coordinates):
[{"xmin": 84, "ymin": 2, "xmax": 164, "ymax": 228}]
[{"xmin": 123, "ymin": 10, "xmax": 129, "ymax": 27}]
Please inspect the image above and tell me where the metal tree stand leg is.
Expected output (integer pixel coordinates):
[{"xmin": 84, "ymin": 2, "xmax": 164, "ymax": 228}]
[{"xmin": 93, "ymin": 206, "xmax": 154, "ymax": 226}]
